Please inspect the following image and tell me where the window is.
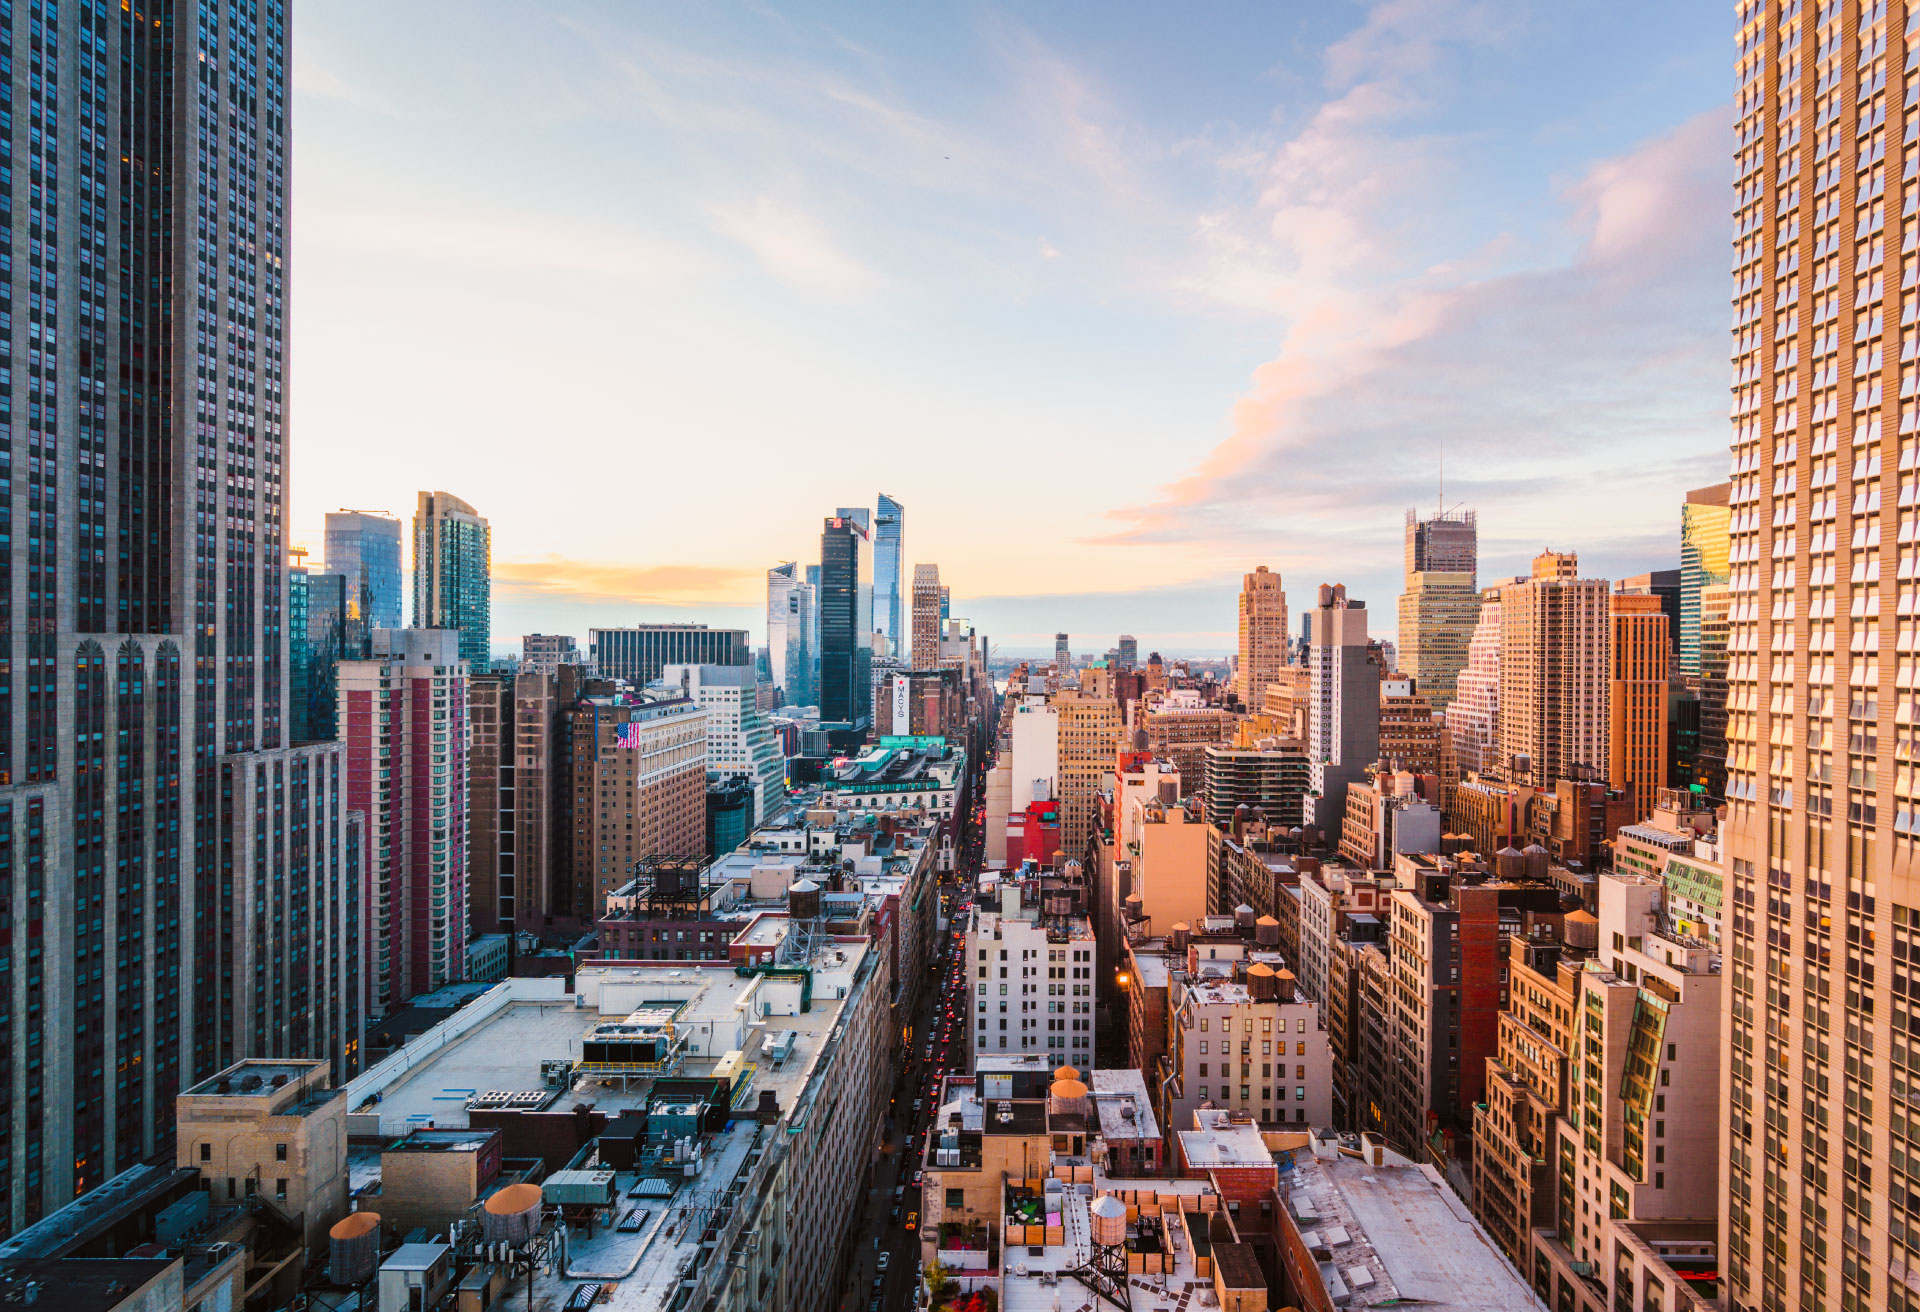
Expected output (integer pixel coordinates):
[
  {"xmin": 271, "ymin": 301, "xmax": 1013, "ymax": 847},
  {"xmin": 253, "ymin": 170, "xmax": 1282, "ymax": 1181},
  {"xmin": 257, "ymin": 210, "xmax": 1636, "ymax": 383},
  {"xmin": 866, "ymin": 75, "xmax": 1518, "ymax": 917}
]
[
  {"xmin": 1199, "ymin": 1041, "xmax": 1208, "ymax": 1055},
  {"xmin": 1295, "ymin": 1087, "xmax": 1306, "ymax": 1100},
  {"xmin": 275, "ymin": 1143, "xmax": 288, "ymax": 1162},
  {"xmin": 199, "ymin": 1143, "xmax": 211, "ymax": 1162},
  {"xmin": 276, "ymin": 1179, "xmax": 287, "ymax": 1199}
]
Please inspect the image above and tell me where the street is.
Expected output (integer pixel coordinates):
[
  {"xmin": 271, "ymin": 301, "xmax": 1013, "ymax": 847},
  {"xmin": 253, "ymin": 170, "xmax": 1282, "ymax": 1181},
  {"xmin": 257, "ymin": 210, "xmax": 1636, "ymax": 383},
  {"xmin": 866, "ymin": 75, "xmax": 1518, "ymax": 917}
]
[{"xmin": 840, "ymin": 787, "xmax": 986, "ymax": 1312}]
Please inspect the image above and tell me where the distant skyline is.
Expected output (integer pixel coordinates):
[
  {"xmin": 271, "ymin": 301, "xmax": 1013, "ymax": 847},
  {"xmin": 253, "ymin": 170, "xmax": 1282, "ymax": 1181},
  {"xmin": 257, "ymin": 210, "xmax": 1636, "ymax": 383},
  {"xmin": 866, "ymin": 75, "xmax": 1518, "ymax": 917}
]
[{"xmin": 290, "ymin": 1, "xmax": 1728, "ymax": 654}]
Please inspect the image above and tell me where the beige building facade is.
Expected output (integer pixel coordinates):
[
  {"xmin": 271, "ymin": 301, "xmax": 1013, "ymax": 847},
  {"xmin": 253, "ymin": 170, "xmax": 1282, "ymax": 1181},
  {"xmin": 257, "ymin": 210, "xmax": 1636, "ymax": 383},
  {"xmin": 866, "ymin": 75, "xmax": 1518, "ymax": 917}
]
[
  {"xmin": 1499, "ymin": 552, "xmax": 1609, "ymax": 789},
  {"xmin": 1233, "ymin": 565, "xmax": 1288, "ymax": 706}
]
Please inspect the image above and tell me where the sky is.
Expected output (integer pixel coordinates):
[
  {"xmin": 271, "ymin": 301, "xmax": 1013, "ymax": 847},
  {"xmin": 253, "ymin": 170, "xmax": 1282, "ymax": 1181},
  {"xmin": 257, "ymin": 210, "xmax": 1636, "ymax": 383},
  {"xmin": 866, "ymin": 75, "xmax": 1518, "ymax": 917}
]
[{"xmin": 289, "ymin": 0, "xmax": 1733, "ymax": 657}]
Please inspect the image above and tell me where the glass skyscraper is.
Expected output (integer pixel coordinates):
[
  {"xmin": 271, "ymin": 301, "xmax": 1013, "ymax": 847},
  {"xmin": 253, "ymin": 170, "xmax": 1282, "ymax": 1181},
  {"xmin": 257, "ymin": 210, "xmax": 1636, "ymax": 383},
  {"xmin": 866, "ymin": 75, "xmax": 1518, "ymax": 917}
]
[
  {"xmin": 326, "ymin": 508, "xmax": 404, "ymax": 629},
  {"xmin": 874, "ymin": 493, "xmax": 905, "ymax": 656},
  {"xmin": 413, "ymin": 490, "xmax": 493, "ymax": 667},
  {"xmin": 0, "ymin": 4, "xmax": 363, "ymax": 1231},
  {"xmin": 819, "ymin": 516, "xmax": 874, "ymax": 747},
  {"xmin": 1678, "ymin": 482, "xmax": 1731, "ymax": 677}
]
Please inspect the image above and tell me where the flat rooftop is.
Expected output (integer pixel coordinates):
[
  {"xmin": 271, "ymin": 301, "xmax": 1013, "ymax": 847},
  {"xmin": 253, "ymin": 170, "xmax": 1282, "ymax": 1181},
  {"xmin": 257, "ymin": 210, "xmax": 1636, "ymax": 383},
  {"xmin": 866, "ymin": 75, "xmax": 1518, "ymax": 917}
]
[
  {"xmin": 354, "ymin": 954, "xmax": 867, "ymax": 1138},
  {"xmin": 1000, "ymin": 1167, "xmax": 1218, "ymax": 1312},
  {"xmin": 1089, "ymin": 1068, "xmax": 1160, "ymax": 1142},
  {"xmin": 1285, "ymin": 1144, "xmax": 1543, "ymax": 1309},
  {"xmin": 1179, "ymin": 1110, "xmax": 1274, "ymax": 1169},
  {"xmin": 0, "ymin": 1257, "xmax": 178, "ymax": 1312}
]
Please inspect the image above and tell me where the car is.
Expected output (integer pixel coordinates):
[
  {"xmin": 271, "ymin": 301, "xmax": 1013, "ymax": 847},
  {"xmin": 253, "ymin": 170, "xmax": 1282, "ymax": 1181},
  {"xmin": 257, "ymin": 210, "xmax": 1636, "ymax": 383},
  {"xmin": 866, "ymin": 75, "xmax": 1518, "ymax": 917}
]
[
  {"xmin": 904, "ymin": 1211, "xmax": 919, "ymax": 1232},
  {"xmin": 912, "ymin": 1098, "xmax": 922, "ymax": 1113},
  {"xmin": 891, "ymin": 1205, "xmax": 901, "ymax": 1223},
  {"xmin": 913, "ymin": 1170, "xmax": 924, "ymax": 1186},
  {"xmin": 878, "ymin": 1253, "xmax": 891, "ymax": 1271}
]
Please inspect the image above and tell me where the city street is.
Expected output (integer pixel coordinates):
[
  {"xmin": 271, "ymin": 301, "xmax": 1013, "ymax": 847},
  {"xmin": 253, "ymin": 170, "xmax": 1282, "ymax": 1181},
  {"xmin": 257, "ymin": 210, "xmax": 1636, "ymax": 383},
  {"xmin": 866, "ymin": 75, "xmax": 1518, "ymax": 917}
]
[{"xmin": 840, "ymin": 783, "xmax": 987, "ymax": 1312}]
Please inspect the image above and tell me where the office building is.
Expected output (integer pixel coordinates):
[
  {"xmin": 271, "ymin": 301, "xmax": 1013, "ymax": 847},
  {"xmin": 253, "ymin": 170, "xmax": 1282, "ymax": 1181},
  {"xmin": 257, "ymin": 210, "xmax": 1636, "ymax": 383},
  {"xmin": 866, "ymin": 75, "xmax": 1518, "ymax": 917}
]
[
  {"xmin": 910, "ymin": 563, "xmax": 943, "ymax": 670},
  {"xmin": 819, "ymin": 515, "xmax": 874, "ymax": 746},
  {"xmin": 787, "ymin": 574, "xmax": 820, "ymax": 708},
  {"xmin": 339, "ymin": 630, "xmax": 472, "ymax": 1015},
  {"xmin": 1718, "ymin": 11, "xmax": 1913, "ymax": 1309},
  {"xmin": 468, "ymin": 665, "xmax": 584, "ymax": 936},
  {"xmin": 411, "ymin": 490, "xmax": 492, "ymax": 668},
  {"xmin": 1695, "ymin": 580, "xmax": 1732, "ymax": 802},
  {"xmin": 1498, "ymin": 552, "xmax": 1610, "ymax": 789},
  {"xmin": 1406, "ymin": 505, "xmax": 1477, "ymax": 575},
  {"xmin": 1379, "ymin": 675, "xmax": 1442, "ymax": 775},
  {"xmin": 588, "ymin": 624, "xmax": 750, "ymax": 685},
  {"xmin": 325, "ymin": 509, "xmax": 404, "ymax": 629},
  {"xmin": 1618, "ymin": 569, "xmax": 1682, "ymax": 654},
  {"xmin": 0, "ymin": 14, "xmax": 375, "ymax": 1232},
  {"xmin": 663, "ymin": 664, "xmax": 786, "ymax": 824},
  {"xmin": 569, "ymin": 688, "xmax": 709, "ymax": 921},
  {"xmin": 1233, "ymin": 566, "xmax": 1290, "ymax": 705},
  {"xmin": 1305, "ymin": 585, "xmax": 1380, "ymax": 835},
  {"xmin": 1055, "ymin": 669, "xmax": 1122, "ymax": 861},
  {"xmin": 520, "ymin": 632, "xmax": 581, "ymax": 675},
  {"xmin": 874, "ymin": 493, "xmax": 905, "ymax": 656},
  {"xmin": 1399, "ymin": 570, "xmax": 1479, "ymax": 715},
  {"xmin": 1608, "ymin": 590, "xmax": 1671, "ymax": 822},
  {"xmin": 290, "ymin": 563, "xmax": 350, "ymax": 743},
  {"xmin": 1678, "ymin": 483, "xmax": 1732, "ymax": 676},
  {"xmin": 766, "ymin": 561, "xmax": 798, "ymax": 702}
]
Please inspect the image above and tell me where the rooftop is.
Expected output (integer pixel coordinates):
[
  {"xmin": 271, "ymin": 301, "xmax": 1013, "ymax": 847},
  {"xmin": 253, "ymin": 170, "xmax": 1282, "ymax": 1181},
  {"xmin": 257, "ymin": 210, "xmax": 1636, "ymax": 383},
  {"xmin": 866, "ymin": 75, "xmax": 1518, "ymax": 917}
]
[
  {"xmin": 0, "ymin": 1257, "xmax": 178, "ymax": 1312},
  {"xmin": 1088, "ymin": 1068, "xmax": 1160, "ymax": 1143},
  {"xmin": 1178, "ymin": 1109, "xmax": 1274, "ymax": 1169},
  {"xmin": 998, "ymin": 1167, "xmax": 1218, "ymax": 1312},
  {"xmin": 1284, "ymin": 1140, "xmax": 1543, "ymax": 1309}
]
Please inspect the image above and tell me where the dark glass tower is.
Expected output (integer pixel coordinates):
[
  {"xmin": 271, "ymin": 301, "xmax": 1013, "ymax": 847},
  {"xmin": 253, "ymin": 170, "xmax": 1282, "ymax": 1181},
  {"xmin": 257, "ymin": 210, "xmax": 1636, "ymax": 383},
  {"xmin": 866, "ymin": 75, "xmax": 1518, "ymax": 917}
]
[
  {"xmin": 874, "ymin": 493, "xmax": 904, "ymax": 656},
  {"xmin": 818, "ymin": 516, "xmax": 873, "ymax": 748},
  {"xmin": 0, "ymin": 1, "xmax": 361, "ymax": 1231}
]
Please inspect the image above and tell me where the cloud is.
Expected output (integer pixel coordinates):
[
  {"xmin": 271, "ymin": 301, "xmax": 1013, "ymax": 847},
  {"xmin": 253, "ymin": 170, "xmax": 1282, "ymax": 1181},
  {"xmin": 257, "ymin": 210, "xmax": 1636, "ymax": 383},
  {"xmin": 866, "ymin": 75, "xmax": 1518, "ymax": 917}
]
[
  {"xmin": 707, "ymin": 195, "xmax": 885, "ymax": 297},
  {"xmin": 303, "ymin": 208, "xmax": 699, "ymax": 283},
  {"xmin": 1109, "ymin": 83, "xmax": 1730, "ymax": 573},
  {"xmin": 496, "ymin": 558, "xmax": 759, "ymax": 607}
]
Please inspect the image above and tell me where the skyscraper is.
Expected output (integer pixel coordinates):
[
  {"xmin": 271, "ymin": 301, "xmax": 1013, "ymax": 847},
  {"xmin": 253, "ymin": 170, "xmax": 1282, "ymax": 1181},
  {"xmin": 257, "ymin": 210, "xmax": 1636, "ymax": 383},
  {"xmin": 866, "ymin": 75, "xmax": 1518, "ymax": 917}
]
[
  {"xmin": 1055, "ymin": 633, "xmax": 1071, "ymax": 670},
  {"xmin": 912, "ymin": 564, "xmax": 944, "ymax": 670},
  {"xmin": 1398, "ymin": 508, "xmax": 1479, "ymax": 713},
  {"xmin": 1405, "ymin": 506, "xmax": 1477, "ymax": 575},
  {"xmin": 1497, "ymin": 551, "xmax": 1609, "ymax": 788},
  {"xmin": 291, "ymin": 565, "xmax": 350, "ymax": 743},
  {"xmin": 819, "ymin": 516, "xmax": 874, "ymax": 747},
  {"xmin": 0, "ymin": 11, "xmax": 365, "ymax": 1229},
  {"xmin": 1304, "ymin": 585, "xmax": 1379, "ymax": 836},
  {"xmin": 1679, "ymin": 482, "xmax": 1732, "ymax": 676},
  {"xmin": 766, "ymin": 562, "xmax": 798, "ymax": 699},
  {"xmin": 412, "ymin": 490, "xmax": 493, "ymax": 668},
  {"xmin": 1234, "ymin": 566, "xmax": 1289, "ymax": 705},
  {"xmin": 1713, "ymin": 17, "xmax": 1886, "ymax": 1279},
  {"xmin": 326, "ymin": 509, "xmax": 405, "ymax": 629},
  {"xmin": 1117, "ymin": 635, "xmax": 1139, "ymax": 669},
  {"xmin": 1607, "ymin": 590, "xmax": 1670, "ymax": 822},
  {"xmin": 787, "ymin": 577, "xmax": 820, "ymax": 708},
  {"xmin": 874, "ymin": 494, "xmax": 905, "ymax": 657}
]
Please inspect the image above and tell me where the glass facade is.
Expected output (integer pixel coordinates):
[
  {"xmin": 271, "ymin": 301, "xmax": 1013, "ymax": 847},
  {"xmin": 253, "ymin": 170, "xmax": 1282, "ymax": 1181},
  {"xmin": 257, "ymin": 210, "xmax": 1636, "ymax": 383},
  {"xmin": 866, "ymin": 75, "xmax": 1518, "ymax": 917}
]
[
  {"xmin": 874, "ymin": 493, "xmax": 905, "ymax": 656},
  {"xmin": 819, "ymin": 516, "xmax": 873, "ymax": 740},
  {"xmin": 325, "ymin": 509, "xmax": 404, "ymax": 629},
  {"xmin": 412, "ymin": 490, "xmax": 492, "ymax": 667}
]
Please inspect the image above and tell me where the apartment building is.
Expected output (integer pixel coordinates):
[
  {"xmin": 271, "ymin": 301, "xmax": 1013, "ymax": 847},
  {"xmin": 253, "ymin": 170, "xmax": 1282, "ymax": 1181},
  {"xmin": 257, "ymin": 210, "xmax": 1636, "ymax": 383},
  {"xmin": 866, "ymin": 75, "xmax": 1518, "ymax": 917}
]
[{"xmin": 964, "ymin": 884, "xmax": 1096, "ymax": 1073}]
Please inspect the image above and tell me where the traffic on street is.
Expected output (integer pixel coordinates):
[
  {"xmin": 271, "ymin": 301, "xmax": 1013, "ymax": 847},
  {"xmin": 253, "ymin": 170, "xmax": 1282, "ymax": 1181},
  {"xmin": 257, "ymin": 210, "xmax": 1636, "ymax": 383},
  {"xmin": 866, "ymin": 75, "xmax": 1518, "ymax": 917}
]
[{"xmin": 841, "ymin": 766, "xmax": 989, "ymax": 1312}]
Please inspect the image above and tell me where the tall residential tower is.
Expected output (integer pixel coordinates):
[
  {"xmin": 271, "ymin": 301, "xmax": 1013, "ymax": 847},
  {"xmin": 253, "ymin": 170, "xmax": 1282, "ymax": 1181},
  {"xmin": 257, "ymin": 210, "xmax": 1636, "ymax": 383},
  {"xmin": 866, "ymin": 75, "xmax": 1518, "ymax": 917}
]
[
  {"xmin": 412, "ymin": 490, "xmax": 493, "ymax": 668},
  {"xmin": 1719, "ymin": 7, "xmax": 1914, "ymax": 1311},
  {"xmin": 1234, "ymin": 566, "xmax": 1289, "ymax": 706}
]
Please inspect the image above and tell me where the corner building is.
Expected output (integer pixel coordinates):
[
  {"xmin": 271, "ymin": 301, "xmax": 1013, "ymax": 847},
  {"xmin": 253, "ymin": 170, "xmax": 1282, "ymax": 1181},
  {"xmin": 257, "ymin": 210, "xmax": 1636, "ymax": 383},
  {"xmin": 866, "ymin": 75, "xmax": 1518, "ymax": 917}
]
[
  {"xmin": 1722, "ymin": 5, "xmax": 1920, "ymax": 1311},
  {"xmin": 0, "ymin": 3, "xmax": 366, "ymax": 1233}
]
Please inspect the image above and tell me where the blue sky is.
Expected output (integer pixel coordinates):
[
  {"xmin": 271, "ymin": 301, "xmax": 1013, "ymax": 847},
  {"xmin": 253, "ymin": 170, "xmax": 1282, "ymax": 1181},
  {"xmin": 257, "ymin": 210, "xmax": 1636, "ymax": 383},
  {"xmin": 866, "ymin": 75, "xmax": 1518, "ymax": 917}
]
[{"xmin": 290, "ymin": 1, "xmax": 1732, "ymax": 656}]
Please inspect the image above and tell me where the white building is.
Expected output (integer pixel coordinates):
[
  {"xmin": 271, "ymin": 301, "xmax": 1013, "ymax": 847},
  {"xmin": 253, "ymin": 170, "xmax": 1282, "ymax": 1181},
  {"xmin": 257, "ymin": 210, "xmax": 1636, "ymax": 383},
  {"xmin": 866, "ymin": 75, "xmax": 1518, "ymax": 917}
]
[
  {"xmin": 1445, "ymin": 592, "xmax": 1502, "ymax": 777},
  {"xmin": 664, "ymin": 663, "xmax": 787, "ymax": 824},
  {"xmin": 964, "ymin": 882, "xmax": 1094, "ymax": 1072},
  {"xmin": 1166, "ymin": 970, "xmax": 1332, "ymax": 1132}
]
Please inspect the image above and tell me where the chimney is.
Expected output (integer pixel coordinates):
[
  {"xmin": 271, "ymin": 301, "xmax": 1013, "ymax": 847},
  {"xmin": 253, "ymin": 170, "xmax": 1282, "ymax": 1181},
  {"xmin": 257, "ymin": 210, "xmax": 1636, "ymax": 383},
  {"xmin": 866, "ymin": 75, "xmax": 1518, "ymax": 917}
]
[{"xmin": 756, "ymin": 1090, "xmax": 781, "ymax": 1124}]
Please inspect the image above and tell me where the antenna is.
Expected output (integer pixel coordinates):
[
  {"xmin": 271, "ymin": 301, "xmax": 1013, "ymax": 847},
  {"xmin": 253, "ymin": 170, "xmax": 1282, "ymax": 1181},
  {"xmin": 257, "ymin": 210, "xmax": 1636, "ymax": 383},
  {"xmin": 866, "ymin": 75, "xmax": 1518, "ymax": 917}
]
[{"xmin": 1438, "ymin": 436, "xmax": 1444, "ymax": 516}]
